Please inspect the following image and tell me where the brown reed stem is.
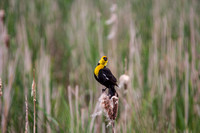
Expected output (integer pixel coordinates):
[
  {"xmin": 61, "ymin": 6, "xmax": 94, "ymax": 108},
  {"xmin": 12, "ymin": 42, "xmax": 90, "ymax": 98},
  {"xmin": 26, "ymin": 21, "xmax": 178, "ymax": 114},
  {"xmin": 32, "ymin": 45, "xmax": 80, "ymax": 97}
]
[{"xmin": 34, "ymin": 99, "xmax": 36, "ymax": 133}]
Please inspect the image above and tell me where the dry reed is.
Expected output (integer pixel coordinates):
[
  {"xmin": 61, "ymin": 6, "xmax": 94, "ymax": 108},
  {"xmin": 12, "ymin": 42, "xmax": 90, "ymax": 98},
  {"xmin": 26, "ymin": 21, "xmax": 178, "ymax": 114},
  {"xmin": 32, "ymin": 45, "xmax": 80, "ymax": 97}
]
[
  {"xmin": 25, "ymin": 96, "xmax": 28, "ymax": 133},
  {"xmin": 184, "ymin": 53, "xmax": 189, "ymax": 131},
  {"xmin": 0, "ymin": 78, "xmax": 2, "ymax": 96},
  {"xmin": 75, "ymin": 85, "xmax": 80, "ymax": 133},
  {"xmin": 68, "ymin": 86, "xmax": 74, "ymax": 133},
  {"xmin": 106, "ymin": 3, "xmax": 118, "ymax": 76},
  {"xmin": 32, "ymin": 69, "xmax": 36, "ymax": 133},
  {"xmin": 36, "ymin": 45, "xmax": 51, "ymax": 132},
  {"xmin": 1, "ymin": 14, "xmax": 21, "ymax": 132}
]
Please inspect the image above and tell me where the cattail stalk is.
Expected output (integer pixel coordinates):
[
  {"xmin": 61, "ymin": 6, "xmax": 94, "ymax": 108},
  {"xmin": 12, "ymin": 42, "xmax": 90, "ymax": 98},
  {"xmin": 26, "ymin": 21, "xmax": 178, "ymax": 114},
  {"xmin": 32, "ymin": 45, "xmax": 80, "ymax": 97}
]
[
  {"xmin": 0, "ymin": 78, "xmax": 2, "ymax": 123},
  {"xmin": 75, "ymin": 85, "xmax": 79, "ymax": 133},
  {"xmin": 96, "ymin": 12, "xmax": 104, "ymax": 56},
  {"xmin": 90, "ymin": 101, "xmax": 101, "ymax": 132},
  {"xmin": 0, "ymin": 78, "xmax": 2, "ymax": 96},
  {"xmin": 184, "ymin": 53, "xmax": 189, "ymax": 131},
  {"xmin": 106, "ymin": 3, "xmax": 118, "ymax": 75},
  {"xmin": 44, "ymin": 55, "xmax": 51, "ymax": 133},
  {"xmin": 32, "ymin": 69, "xmax": 36, "ymax": 133},
  {"xmin": 25, "ymin": 96, "xmax": 28, "ymax": 133},
  {"xmin": 111, "ymin": 122, "xmax": 115, "ymax": 133},
  {"xmin": 68, "ymin": 86, "xmax": 74, "ymax": 133}
]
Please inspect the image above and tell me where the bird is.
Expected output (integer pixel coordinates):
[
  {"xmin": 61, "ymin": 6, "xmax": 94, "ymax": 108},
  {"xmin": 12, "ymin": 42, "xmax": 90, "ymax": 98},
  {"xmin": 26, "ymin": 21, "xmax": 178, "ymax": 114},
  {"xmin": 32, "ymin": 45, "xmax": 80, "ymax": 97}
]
[{"xmin": 94, "ymin": 56, "xmax": 118, "ymax": 98}]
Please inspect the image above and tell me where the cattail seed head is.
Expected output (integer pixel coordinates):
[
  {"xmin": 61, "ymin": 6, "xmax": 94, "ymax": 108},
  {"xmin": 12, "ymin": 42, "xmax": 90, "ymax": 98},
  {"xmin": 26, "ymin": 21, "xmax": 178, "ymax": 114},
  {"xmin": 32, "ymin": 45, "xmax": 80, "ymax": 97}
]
[
  {"xmin": 99, "ymin": 92, "xmax": 119, "ymax": 123},
  {"xmin": 119, "ymin": 74, "xmax": 130, "ymax": 90},
  {"xmin": 4, "ymin": 34, "xmax": 10, "ymax": 48},
  {"xmin": 0, "ymin": 10, "xmax": 5, "ymax": 22},
  {"xmin": 31, "ymin": 79, "xmax": 36, "ymax": 101},
  {"xmin": 111, "ymin": 96, "xmax": 118, "ymax": 120}
]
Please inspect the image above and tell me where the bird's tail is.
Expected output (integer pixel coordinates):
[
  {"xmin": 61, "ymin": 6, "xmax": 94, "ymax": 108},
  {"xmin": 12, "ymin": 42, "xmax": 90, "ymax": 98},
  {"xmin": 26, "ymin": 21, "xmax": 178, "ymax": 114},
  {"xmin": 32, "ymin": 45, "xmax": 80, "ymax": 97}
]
[{"xmin": 108, "ymin": 85, "xmax": 117, "ymax": 98}]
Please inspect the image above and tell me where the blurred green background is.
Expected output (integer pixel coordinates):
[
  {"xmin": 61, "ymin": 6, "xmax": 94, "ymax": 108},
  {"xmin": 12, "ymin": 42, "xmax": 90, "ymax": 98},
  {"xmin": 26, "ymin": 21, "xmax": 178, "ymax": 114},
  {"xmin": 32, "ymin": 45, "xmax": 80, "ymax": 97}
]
[{"xmin": 0, "ymin": 0, "xmax": 200, "ymax": 132}]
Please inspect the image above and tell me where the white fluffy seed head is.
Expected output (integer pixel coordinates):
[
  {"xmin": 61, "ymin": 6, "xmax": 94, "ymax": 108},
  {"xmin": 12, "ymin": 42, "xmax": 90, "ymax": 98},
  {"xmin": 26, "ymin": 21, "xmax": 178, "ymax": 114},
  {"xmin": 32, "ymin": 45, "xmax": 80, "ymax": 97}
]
[{"xmin": 119, "ymin": 74, "xmax": 130, "ymax": 90}]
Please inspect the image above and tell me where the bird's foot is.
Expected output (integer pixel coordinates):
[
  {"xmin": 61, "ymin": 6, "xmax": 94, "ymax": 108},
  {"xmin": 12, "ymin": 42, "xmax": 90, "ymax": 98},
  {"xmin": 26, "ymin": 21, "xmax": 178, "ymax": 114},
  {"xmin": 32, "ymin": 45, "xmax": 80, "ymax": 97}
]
[
  {"xmin": 108, "ymin": 91, "xmax": 118, "ymax": 99},
  {"xmin": 102, "ymin": 88, "xmax": 107, "ymax": 92}
]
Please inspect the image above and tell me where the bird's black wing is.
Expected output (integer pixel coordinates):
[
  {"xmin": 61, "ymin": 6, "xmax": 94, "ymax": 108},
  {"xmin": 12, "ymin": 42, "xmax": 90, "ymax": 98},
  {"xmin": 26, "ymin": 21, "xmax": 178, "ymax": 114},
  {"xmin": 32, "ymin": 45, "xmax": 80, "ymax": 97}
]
[{"xmin": 98, "ymin": 67, "xmax": 117, "ymax": 86}]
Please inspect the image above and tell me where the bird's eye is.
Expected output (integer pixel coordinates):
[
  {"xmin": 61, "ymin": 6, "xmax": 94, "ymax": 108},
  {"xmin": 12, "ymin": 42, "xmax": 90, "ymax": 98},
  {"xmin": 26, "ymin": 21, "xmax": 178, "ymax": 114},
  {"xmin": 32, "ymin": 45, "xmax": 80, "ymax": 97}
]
[{"xmin": 103, "ymin": 57, "xmax": 107, "ymax": 61}]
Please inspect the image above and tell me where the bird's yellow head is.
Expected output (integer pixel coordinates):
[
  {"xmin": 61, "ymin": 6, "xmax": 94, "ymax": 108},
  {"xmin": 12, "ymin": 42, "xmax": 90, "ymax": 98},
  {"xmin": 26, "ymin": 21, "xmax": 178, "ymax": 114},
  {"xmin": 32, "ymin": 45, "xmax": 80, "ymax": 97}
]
[{"xmin": 99, "ymin": 56, "xmax": 108, "ymax": 66}]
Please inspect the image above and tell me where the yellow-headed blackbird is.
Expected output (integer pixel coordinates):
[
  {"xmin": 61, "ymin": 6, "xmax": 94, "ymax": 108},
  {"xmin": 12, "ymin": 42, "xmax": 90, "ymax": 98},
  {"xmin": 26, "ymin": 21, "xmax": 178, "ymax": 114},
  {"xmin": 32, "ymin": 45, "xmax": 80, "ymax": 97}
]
[{"xmin": 94, "ymin": 56, "xmax": 118, "ymax": 98}]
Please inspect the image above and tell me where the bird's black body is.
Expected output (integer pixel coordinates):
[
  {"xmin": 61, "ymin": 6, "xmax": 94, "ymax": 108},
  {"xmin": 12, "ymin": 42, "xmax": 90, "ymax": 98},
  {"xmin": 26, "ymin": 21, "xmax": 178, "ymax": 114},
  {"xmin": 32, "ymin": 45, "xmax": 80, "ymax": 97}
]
[
  {"xmin": 94, "ymin": 66, "xmax": 117, "ymax": 87},
  {"xmin": 94, "ymin": 66, "xmax": 118, "ymax": 98}
]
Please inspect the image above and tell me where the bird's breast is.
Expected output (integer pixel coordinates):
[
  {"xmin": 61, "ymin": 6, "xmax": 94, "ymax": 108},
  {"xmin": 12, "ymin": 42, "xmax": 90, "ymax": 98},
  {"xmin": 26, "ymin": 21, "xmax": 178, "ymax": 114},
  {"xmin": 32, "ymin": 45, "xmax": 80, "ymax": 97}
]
[{"xmin": 94, "ymin": 65, "xmax": 104, "ymax": 77}]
